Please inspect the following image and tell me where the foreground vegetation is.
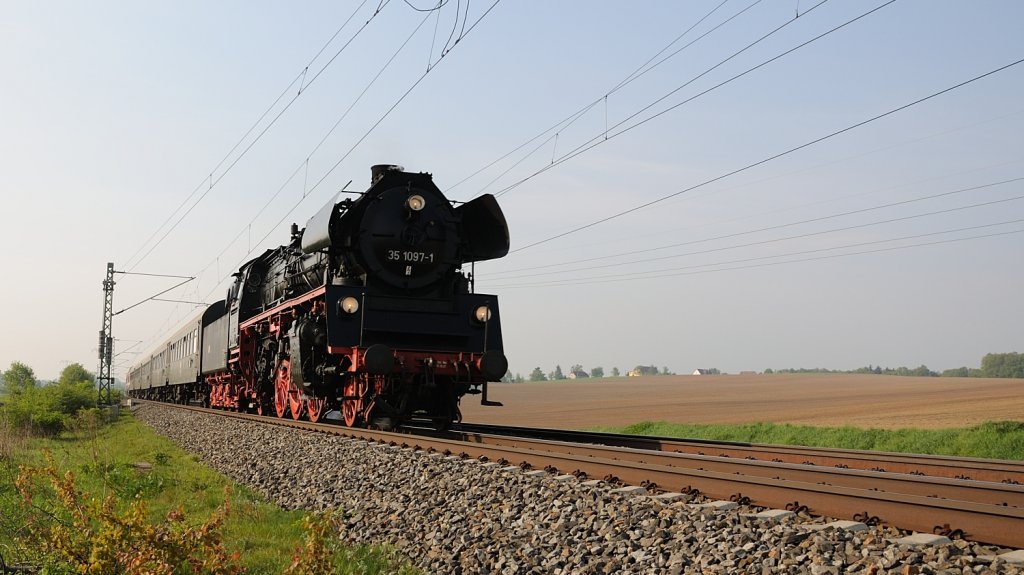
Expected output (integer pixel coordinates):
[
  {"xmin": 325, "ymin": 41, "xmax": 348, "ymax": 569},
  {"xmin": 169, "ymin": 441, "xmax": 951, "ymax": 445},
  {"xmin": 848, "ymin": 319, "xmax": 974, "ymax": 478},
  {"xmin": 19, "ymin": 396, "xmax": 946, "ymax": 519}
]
[
  {"xmin": 1, "ymin": 360, "xmax": 418, "ymax": 574},
  {"xmin": 1, "ymin": 413, "xmax": 419, "ymax": 574},
  {"xmin": 595, "ymin": 420, "xmax": 1024, "ymax": 460}
]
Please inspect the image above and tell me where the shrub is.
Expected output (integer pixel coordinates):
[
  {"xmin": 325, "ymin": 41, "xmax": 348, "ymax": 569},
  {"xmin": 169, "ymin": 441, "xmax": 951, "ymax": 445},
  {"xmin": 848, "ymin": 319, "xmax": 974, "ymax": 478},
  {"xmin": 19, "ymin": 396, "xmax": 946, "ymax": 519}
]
[
  {"xmin": 1, "ymin": 381, "xmax": 98, "ymax": 436},
  {"xmin": 285, "ymin": 512, "xmax": 418, "ymax": 575},
  {"xmin": 13, "ymin": 451, "xmax": 244, "ymax": 574}
]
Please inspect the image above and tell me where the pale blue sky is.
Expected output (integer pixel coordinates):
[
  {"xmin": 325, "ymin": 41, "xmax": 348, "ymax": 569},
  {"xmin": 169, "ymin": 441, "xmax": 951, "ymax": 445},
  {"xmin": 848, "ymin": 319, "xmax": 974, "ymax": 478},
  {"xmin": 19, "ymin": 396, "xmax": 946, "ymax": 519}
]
[{"xmin": 2, "ymin": 1, "xmax": 1022, "ymax": 380}]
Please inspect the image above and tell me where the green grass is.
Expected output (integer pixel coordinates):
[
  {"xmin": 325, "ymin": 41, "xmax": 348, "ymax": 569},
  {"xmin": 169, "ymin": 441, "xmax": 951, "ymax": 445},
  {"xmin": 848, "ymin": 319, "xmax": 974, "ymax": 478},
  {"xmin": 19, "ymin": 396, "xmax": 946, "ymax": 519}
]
[
  {"xmin": 591, "ymin": 420, "xmax": 1024, "ymax": 460},
  {"xmin": 0, "ymin": 414, "xmax": 419, "ymax": 574}
]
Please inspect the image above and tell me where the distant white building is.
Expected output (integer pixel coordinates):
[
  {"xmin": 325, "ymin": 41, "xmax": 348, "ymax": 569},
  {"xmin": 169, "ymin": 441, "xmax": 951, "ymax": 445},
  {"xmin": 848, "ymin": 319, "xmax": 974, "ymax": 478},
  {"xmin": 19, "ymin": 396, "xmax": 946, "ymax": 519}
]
[
  {"xmin": 628, "ymin": 365, "xmax": 659, "ymax": 377},
  {"xmin": 693, "ymin": 369, "xmax": 710, "ymax": 376}
]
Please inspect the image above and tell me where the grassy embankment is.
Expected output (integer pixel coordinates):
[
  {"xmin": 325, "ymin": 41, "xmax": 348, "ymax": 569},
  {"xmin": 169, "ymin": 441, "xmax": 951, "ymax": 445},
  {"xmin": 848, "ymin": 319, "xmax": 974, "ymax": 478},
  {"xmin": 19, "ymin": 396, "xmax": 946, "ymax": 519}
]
[
  {"xmin": 594, "ymin": 421, "xmax": 1024, "ymax": 460},
  {"xmin": 0, "ymin": 413, "xmax": 418, "ymax": 574}
]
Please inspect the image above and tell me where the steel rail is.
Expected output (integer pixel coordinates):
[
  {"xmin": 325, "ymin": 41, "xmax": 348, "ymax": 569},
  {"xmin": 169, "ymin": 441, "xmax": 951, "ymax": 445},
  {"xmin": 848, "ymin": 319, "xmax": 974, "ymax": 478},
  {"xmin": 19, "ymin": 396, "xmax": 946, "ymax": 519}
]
[
  {"xmin": 133, "ymin": 401, "xmax": 1024, "ymax": 548},
  {"xmin": 448, "ymin": 422, "xmax": 1024, "ymax": 484},
  {"xmin": 435, "ymin": 429, "xmax": 1024, "ymax": 508}
]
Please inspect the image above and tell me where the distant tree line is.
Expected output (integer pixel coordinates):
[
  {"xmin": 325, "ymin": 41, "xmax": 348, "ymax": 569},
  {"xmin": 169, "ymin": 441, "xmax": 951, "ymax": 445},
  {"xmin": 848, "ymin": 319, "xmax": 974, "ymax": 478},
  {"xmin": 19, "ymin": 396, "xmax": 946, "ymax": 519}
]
[
  {"xmin": 765, "ymin": 365, "xmax": 939, "ymax": 376},
  {"xmin": 502, "ymin": 364, "xmax": 675, "ymax": 382},
  {"xmin": 948, "ymin": 352, "xmax": 1024, "ymax": 379},
  {"xmin": 499, "ymin": 365, "xmax": 616, "ymax": 382},
  {"xmin": 763, "ymin": 352, "xmax": 1024, "ymax": 379},
  {"xmin": 500, "ymin": 353, "xmax": 1024, "ymax": 383}
]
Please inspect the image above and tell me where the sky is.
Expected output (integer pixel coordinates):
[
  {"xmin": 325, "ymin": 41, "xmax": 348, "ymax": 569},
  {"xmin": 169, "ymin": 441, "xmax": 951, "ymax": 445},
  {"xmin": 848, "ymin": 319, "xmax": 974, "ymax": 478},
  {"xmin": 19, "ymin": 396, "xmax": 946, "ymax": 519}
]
[{"xmin": 1, "ymin": 0, "xmax": 1022, "ymax": 381}]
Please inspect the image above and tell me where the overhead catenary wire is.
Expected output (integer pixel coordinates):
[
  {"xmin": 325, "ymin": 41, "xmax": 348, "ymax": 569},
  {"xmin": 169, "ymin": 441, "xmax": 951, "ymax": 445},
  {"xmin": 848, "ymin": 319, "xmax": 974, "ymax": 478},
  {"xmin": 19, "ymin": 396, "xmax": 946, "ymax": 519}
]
[
  {"xmin": 473, "ymin": 0, "xmax": 780, "ymax": 195},
  {"xmin": 488, "ymin": 176, "xmax": 1024, "ymax": 277},
  {"xmin": 491, "ymin": 189, "xmax": 1024, "ymax": 281},
  {"xmin": 607, "ymin": 0, "xmax": 738, "ymax": 95},
  {"xmin": 508, "ymin": 55, "xmax": 1024, "ymax": 254},
  {"xmin": 490, "ymin": 0, "xmax": 888, "ymax": 204},
  {"xmin": 299, "ymin": 0, "xmax": 501, "ymax": 204},
  {"xmin": 120, "ymin": 4, "xmax": 1021, "ymax": 371},
  {"xmin": 440, "ymin": 0, "xmax": 460, "ymax": 58},
  {"xmin": 112, "ymin": 270, "xmax": 195, "ymax": 279},
  {"xmin": 127, "ymin": 1, "xmax": 455, "ymax": 358},
  {"xmin": 514, "ymin": 114, "xmax": 1024, "ymax": 261},
  {"xmin": 138, "ymin": 0, "xmax": 505, "ymax": 360},
  {"xmin": 122, "ymin": 0, "xmax": 390, "ymax": 273},
  {"xmin": 183, "ymin": 0, "xmax": 501, "ymax": 311},
  {"xmin": 133, "ymin": 0, "xmax": 501, "ymax": 365},
  {"xmin": 489, "ymin": 220, "xmax": 1024, "ymax": 289},
  {"xmin": 187, "ymin": 7, "xmax": 437, "ymax": 290},
  {"xmin": 403, "ymin": 0, "xmax": 449, "ymax": 12},
  {"xmin": 445, "ymin": 0, "xmax": 754, "ymax": 194},
  {"xmin": 114, "ymin": 277, "xmax": 195, "ymax": 317},
  {"xmin": 122, "ymin": 0, "xmax": 374, "ymax": 271},
  {"xmin": 458, "ymin": 0, "xmax": 470, "ymax": 42}
]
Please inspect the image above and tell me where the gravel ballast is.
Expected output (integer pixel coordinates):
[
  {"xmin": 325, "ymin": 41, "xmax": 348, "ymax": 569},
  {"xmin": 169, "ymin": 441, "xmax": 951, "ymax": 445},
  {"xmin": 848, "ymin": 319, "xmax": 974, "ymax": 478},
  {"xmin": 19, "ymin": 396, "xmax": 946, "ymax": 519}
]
[{"xmin": 135, "ymin": 404, "xmax": 1024, "ymax": 574}]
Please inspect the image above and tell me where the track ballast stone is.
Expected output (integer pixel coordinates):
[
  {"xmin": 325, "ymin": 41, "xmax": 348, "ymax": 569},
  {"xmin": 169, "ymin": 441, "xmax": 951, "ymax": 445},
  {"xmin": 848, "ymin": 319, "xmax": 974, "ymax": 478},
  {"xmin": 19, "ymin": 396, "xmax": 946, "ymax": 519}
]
[{"xmin": 135, "ymin": 404, "xmax": 1024, "ymax": 575}]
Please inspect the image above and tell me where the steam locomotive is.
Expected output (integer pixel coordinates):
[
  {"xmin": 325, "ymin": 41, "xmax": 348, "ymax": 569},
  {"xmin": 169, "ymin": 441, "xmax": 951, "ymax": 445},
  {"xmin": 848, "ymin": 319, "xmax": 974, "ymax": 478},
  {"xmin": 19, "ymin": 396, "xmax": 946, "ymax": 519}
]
[{"xmin": 127, "ymin": 165, "xmax": 509, "ymax": 429}]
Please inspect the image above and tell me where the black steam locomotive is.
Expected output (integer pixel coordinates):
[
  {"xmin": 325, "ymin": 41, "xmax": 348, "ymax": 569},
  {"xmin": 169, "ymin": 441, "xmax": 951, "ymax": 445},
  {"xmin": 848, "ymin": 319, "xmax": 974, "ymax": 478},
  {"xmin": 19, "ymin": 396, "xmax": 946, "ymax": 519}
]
[{"xmin": 127, "ymin": 165, "xmax": 509, "ymax": 429}]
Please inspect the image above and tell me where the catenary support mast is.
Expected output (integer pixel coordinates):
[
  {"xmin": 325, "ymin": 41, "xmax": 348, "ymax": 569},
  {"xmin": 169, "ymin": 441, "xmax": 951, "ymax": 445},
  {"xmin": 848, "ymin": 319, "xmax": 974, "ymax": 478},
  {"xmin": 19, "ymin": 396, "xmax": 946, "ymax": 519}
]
[{"xmin": 97, "ymin": 262, "xmax": 114, "ymax": 405}]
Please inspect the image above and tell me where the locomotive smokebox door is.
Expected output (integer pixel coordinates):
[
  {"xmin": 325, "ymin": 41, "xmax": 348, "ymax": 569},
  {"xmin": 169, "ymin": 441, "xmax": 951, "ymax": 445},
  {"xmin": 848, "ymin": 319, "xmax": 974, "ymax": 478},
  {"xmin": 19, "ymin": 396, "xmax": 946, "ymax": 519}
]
[{"xmin": 355, "ymin": 184, "xmax": 459, "ymax": 292}]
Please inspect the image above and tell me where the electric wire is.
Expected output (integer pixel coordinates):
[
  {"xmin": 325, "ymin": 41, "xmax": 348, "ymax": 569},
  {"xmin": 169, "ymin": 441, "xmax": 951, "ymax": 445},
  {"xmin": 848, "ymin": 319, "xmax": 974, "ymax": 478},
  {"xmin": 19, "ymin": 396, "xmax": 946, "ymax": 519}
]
[
  {"xmin": 445, "ymin": 0, "xmax": 752, "ymax": 194},
  {"xmin": 403, "ymin": 0, "xmax": 449, "ymax": 12},
  {"xmin": 489, "ymin": 176, "xmax": 1024, "ymax": 277},
  {"xmin": 185, "ymin": 0, "xmax": 501, "ymax": 314},
  {"xmin": 492, "ymin": 190, "xmax": 1024, "ymax": 281},
  {"xmin": 509, "ymin": 55, "xmax": 1024, "ymax": 254},
  {"xmin": 471, "ymin": 0, "xmax": 772, "ymax": 196},
  {"xmin": 492, "ymin": 0, "xmax": 887, "ymax": 202},
  {"xmin": 301, "ymin": 0, "xmax": 501, "ymax": 202},
  {"xmin": 452, "ymin": 0, "xmax": 754, "ymax": 193},
  {"xmin": 512, "ymin": 114, "xmax": 1024, "ymax": 260},
  {"xmin": 120, "ymin": 71, "xmax": 303, "ymax": 272},
  {"xmin": 608, "ymin": 0, "xmax": 735, "ymax": 95},
  {"xmin": 490, "ymin": 220, "xmax": 1024, "ymax": 289},
  {"xmin": 459, "ymin": 0, "xmax": 470, "ymax": 41},
  {"xmin": 114, "ymin": 277, "xmax": 195, "ymax": 317},
  {"xmin": 440, "ymin": 0, "xmax": 460, "ymax": 58},
  {"xmin": 122, "ymin": 1, "xmax": 372, "ymax": 271},
  {"xmin": 123, "ymin": 0, "xmax": 390, "ymax": 273},
  {"xmin": 131, "ymin": 0, "xmax": 450, "ymax": 360},
  {"xmin": 190, "ymin": 8, "xmax": 436, "ymax": 288}
]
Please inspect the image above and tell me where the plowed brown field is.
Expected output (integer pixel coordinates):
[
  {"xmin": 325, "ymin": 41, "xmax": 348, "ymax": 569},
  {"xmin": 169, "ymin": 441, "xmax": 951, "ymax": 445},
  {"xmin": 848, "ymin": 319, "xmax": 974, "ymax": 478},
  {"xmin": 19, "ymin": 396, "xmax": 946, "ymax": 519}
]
[{"xmin": 459, "ymin": 374, "xmax": 1024, "ymax": 430}]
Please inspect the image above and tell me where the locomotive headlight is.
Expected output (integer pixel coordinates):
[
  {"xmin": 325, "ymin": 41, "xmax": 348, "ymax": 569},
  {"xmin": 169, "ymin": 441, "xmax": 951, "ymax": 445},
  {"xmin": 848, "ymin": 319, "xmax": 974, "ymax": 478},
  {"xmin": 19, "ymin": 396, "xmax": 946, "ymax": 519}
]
[
  {"xmin": 339, "ymin": 297, "xmax": 360, "ymax": 314},
  {"xmin": 473, "ymin": 305, "xmax": 492, "ymax": 323},
  {"xmin": 406, "ymin": 194, "xmax": 426, "ymax": 212}
]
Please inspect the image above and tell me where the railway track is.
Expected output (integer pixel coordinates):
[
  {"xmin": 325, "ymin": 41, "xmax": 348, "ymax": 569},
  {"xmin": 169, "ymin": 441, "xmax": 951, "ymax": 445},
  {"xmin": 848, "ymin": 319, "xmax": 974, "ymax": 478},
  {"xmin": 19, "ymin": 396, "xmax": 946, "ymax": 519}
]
[
  {"xmin": 134, "ymin": 400, "xmax": 1024, "ymax": 549},
  {"xmin": 445, "ymin": 422, "xmax": 1024, "ymax": 484}
]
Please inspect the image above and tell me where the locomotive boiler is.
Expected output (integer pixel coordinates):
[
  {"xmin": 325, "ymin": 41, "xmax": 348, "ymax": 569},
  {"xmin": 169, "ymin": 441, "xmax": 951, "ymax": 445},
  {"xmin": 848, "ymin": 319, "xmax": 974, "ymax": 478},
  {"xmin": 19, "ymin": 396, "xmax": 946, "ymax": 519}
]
[{"xmin": 128, "ymin": 165, "xmax": 509, "ymax": 430}]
